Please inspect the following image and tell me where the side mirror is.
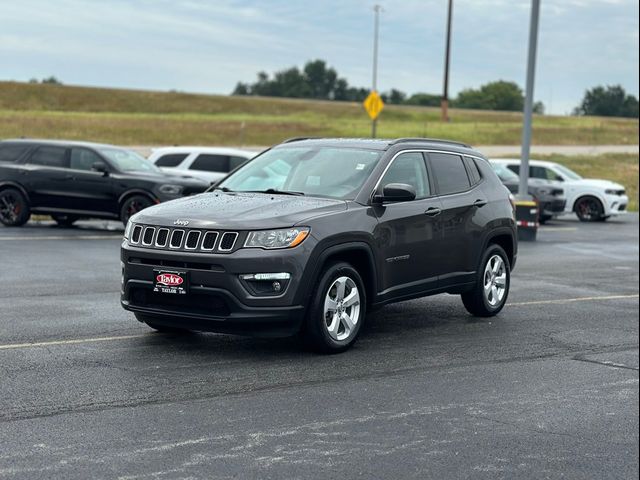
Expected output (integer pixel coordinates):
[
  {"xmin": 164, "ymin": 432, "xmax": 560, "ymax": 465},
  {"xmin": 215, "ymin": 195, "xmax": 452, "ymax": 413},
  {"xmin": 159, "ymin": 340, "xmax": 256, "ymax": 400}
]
[
  {"xmin": 554, "ymin": 175, "xmax": 564, "ymax": 182},
  {"xmin": 373, "ymin": 183, "xmax": 417, "ymax": 204},
  {"xmin": 92, "ymin": 162, "xmax": 109, "ymax": 176}
]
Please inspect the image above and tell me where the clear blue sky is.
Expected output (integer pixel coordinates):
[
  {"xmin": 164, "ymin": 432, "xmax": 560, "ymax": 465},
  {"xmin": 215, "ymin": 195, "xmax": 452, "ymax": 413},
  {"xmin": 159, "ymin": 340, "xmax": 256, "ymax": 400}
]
[{"xmin": 1, "ymin": 0, "xmax": 638, "ymax": 114}]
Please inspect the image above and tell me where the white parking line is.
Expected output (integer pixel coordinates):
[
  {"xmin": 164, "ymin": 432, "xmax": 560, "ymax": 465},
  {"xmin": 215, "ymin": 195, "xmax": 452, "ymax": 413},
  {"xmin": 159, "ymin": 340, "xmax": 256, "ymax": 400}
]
[
  {"xmin": 508, "ymin": 293, "xmax": 639, "ymax": 306},
  {"xmin": 0, "ymin": 294, "xmax": 637, "ymax": 351},
  {"xmin": 0, "ymin": 334, "xmax": 149, "ymax": 350},
  {"xmin": 0, "ymin": 235, "xmax": 121, "ymax": 241}
]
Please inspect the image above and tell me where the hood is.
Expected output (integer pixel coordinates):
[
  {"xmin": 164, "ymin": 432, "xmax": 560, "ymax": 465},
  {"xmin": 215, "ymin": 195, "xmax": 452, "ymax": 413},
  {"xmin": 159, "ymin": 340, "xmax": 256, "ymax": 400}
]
[
  {"xmin": 568, "ymin": 178, "xmax": 625, "ymax": 190},
  {"xmin": 133, "ymin": 192, "xmax": 347, "ymax": 229}
]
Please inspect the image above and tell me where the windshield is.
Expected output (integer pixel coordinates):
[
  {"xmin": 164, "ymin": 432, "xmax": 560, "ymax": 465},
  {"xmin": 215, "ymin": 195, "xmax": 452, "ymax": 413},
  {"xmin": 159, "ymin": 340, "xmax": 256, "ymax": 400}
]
[
  {"xmin": 553, "ymin": 164, "xmax": 582, "ymax": 180},
  {"xmin": 98, "ymin": 147, "xmax": 161, "ymax": 173},
  {"xmin": 491, "ymin": 163, "xmax": 520, "ymax": 182},
  {"xmin": 217, "ymin": 146, "xmax": 382, "ymax": 200}
]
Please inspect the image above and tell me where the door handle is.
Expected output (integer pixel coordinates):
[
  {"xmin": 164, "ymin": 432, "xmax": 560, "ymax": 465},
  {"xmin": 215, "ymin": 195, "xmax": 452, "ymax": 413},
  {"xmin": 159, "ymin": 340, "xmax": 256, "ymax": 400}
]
[
  {"xmin": 424, "ymin": 207, "xmax": 442, "ymax": 217},
  {"xmin": 472, "ymin": 199, "xmax": 487, "ymax": 208}
]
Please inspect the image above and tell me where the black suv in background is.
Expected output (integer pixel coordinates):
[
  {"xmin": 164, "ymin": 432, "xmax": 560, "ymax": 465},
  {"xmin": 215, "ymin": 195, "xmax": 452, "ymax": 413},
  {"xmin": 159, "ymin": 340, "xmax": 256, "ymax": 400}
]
[
  {"xmin": 0, "ymin": 139, "xmax": 209, "ymax": 227},
  {"xmin": 122, "ymin": 138, "xmax": 517, "ymax": 353}
]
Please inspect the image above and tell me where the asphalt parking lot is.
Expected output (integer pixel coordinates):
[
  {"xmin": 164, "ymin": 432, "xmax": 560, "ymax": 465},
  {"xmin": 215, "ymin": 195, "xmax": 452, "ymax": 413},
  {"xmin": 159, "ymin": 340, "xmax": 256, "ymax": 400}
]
[{"xmin": 0, "ymin": 214, "xmax": 638, "ymax": 479}]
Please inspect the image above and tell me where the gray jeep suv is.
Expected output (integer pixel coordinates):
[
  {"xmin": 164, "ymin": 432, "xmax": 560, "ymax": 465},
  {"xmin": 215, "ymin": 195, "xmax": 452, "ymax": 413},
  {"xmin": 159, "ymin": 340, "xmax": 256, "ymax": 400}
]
[{"xmin": 121, "ymin": 138, "xmax": 517, "ymax": 352}]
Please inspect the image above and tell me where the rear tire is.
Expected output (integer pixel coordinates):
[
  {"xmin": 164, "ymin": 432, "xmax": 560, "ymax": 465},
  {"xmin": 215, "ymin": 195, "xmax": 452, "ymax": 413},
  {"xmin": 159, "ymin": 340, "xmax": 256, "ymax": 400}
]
[
  {"xmin": 120, "ymin": 195, "xmax": 153, "ymax": 225},
  {"xmin": 52, "ymin": 214, "xmax": 79, "ymax": 227},
  {"xmin": 461, "ymin": 244, "xmax": 510, "ymax": 317},
  {"xmin": 574, "ymin": 196, "xmax": 604, "ymax": 222},
  {"xmin": 302, "ymin": 261, "xmax": 366, "ymax": 353},
  {"xmin": 0, "ymin": 188, "xmax": 30, "ymax": 227},
  {"xmin": 134, "ymin": 313, "xmax": 190, "ymax": 334}
]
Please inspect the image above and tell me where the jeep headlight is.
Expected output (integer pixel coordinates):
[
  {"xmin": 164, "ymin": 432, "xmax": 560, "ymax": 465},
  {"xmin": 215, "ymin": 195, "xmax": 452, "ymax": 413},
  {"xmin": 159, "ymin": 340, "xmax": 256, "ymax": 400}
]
[
  {"xmin": 158, "ymin": 184, "xmax": 183, "ymax": 195},
  {"xmin": 244, "ymin": 227, "xmax": 310, "ymax": 249}
]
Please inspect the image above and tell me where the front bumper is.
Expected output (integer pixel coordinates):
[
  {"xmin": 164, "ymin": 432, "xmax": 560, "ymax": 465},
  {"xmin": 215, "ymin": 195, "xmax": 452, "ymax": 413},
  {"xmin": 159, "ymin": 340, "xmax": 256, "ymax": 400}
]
[
  {"xmin": 120, "ymin": 241, "xmax": 311, "ymax": 337},
  {"xmin": 539, "ymin": 198, "xmax": 566, "ymax": 216},
  {"xmin": 606, "ymin": 194, "xmax": 629, "ymax": 215}
]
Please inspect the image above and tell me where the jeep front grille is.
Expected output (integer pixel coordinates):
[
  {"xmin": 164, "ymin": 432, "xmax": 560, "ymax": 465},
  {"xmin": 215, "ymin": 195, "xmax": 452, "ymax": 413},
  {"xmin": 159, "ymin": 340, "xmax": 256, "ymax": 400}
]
[{"xmin": 129, "ymin": 225, "xmax": 239, "ymax": 253}]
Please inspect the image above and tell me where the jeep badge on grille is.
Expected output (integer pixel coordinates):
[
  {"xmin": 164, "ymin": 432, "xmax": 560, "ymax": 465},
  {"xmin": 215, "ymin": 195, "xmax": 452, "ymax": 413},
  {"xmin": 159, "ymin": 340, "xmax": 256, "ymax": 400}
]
[{"xmin": 173, "ymin": 219, "xmax": 189, "ymax": 226}]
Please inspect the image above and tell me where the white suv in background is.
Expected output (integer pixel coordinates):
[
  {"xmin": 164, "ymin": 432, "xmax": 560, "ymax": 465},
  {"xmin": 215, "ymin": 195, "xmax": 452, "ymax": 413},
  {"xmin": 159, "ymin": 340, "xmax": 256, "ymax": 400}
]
[
  {"xmin": 493, "ymin": 159, "xmax": 629, "ymax": 222},
  {"xmin": 148, "ymin": 147, "xmax": 255, "ymax": 184}
]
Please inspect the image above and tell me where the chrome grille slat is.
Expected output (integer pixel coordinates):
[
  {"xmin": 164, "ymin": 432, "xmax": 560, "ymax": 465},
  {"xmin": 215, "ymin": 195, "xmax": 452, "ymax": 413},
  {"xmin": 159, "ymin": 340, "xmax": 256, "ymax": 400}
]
[
  {"xmin": 201, "ymin": 231, "xmax": 218, "ymax": 251},
  {"xmin": 141, "ymin": 227, "xmax": 155, "ymax": 246},
  {"xmin": 155, "ymin": 228, "xmax": 169, "ymax": 247},
  {"xmin": 170, "ymin": 229, "xmax": 185, "ymax": 249},
  {"xmin": 130, "ymin": 225, "xmax": 238, "ymax": 253},
  {"xmin": 184, "ymin": 230, "xmax": 202, "ymax": 250},
  {"xmin": 219, "ymin": 232, "xmax": 238, "ymax": 252}
]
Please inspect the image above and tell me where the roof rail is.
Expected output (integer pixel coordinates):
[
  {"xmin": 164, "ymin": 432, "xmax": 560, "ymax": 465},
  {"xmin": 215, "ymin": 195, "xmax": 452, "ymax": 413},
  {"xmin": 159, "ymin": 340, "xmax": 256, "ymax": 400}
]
[
  {"xmin": 390, "ymin": 137, "xmax": 471, "ymax": 148},
  {"xmin": 281, "ymin": 136, "xmax": 321, "ymax": 144}
]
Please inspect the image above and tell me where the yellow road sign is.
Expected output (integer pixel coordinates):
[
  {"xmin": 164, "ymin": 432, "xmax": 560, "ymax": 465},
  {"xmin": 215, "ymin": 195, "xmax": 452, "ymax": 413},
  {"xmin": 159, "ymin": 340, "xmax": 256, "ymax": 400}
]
[{"xmin": 363, "ymin": 90, "xmax": 384, "ymax": 120}]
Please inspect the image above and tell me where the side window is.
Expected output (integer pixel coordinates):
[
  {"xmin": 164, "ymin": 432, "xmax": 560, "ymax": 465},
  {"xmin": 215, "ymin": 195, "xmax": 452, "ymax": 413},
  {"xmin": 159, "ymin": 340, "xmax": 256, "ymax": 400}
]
[
  {"xmin": 429, "ymin": 153, "xmax": 471, "ymax": 195},
  {"xmin": 155, "ymin": 153, "xmax": 188, "ymax": 167},
  {"xmin": 507, "ymin": 165, "xmax": 520, "ymax": 175},
  {"xmin": 29, "ymin": 146, "xmax": 68, "ymax": 168},
  {"xmin": 464, "ymin": 156, "xmax": 482, "ymax": 185},
  {"xmin": 380, "ymin": 152, "xmax": 430, "ymax": 198},
  {"xmin": 229, "ymin": 156, "xmax": 249, "ymax": 170},
  {"xmin": 529, "ymin": 166, "xmax": 548, "ymax": 179},
  {"xmin": 0, "ymin": 144, "xmax": 29, "ymax": 163},
  {"xmin": 190, "ymin": 154, "xmax": 230, "ymax": 172},
  {"xmin": 70, "ymin": 148, "xmax": 103, "ymax": 171}
]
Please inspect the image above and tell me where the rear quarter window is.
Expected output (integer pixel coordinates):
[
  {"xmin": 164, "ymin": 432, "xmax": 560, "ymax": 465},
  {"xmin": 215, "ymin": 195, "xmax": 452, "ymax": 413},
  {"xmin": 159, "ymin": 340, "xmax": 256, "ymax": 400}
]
[
  {"xmin": 155, "ymin": 153, "xmax": 188, "ymax": 167},
  {"xmin": 428, "ymin": 152, "xmax": 471, "ymax": 195},
  {"xmin": 0, "ymin": 144, "xmax": 30, "ymax": 163},
  {"xmin": 464, "ymin": 156, "xmax": 482, "ymax": 185}
]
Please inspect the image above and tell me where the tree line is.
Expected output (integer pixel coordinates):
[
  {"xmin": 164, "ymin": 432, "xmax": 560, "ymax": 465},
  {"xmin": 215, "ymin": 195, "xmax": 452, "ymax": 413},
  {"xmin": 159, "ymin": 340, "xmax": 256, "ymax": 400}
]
[{"xmin": 233, "ymin": 59, "xmax": 638, "ymax": 118}]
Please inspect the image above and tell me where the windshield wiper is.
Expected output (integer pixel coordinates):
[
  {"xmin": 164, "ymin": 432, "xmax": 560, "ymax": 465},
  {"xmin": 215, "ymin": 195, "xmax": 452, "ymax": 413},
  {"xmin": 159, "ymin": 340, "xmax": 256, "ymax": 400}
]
[
  {"xmin": 211, "ymin": 186, "xmax": 234, "ymax": 193},
  {"xmin": 248, "ymin": 188, "xmax": 305, "ymax": 196}
]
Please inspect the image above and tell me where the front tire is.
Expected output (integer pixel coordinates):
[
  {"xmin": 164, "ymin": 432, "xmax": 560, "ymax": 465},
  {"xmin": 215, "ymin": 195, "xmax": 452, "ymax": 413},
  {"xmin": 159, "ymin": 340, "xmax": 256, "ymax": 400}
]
[
  {"xmin": 120, "ymin": 195, "xmax": 153, "ymax": 225},
  {"xmin": 574, "ymin": 196, "xmax": 604, "ymax": 222},
  {"xmin": 303, "ymin": 261, "xmax": 366, "ymax": 353},
  {"xmin": 0, "ymin": 188, "xmax": 30, "ymax": 227},
  {"xmin": 461, "ymin": 244, "xmax": 510, "ymax": 317}
]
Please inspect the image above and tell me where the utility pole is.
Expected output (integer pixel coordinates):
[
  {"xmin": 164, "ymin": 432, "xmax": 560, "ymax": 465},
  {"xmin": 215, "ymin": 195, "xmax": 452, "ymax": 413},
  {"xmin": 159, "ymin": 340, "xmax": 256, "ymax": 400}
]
[
  {"xmin": 371, "ymin": 4, "xmax": 381, "ymax": 138},
  {"xmin": 518, "ymin": 0, "xmax": 540, "ymax": 199},
  {"xmin": 441, "ymin": 0, "xmax": 453, "ymax": 122}
]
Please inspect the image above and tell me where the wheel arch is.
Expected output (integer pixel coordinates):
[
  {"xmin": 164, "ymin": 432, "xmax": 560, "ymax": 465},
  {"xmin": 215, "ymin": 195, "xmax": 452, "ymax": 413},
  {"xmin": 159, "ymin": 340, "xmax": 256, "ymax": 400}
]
[
  {"xmin": 301, "ymin": 241, "xmax": 378, "ymax": 308},
  {"xmin": 571, "ymin": 193, "xmax": 606, "ymax": 213},
  {"xmin": 118, "ymin": 189, "xmax": 158, "ymax": 208},
  {"xmin": 0, "ymin": 181, "xmax": 31, "ymax": 203},
  {"xmin": 483, "ymin": 228, "xmax": 516, "ymax": 271}
]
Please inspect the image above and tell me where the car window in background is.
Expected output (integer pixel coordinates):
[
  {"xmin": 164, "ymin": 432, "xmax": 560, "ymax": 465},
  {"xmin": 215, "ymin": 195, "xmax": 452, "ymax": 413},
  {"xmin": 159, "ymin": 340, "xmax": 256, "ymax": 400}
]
[
  {"xmin": 190, "ymin": 154, "xmax": 229, "ymax": 172},
  {"xmin": 70, "ymin": 148, "xmax": 103, "ymax": 171},
  {"xmin": 29, "ymin": 146, "xmax": 68, "ymax": 168},
  {"xmin": 229, "ymin": 156, "xmax": 249, "ymax": 170},
  {"xmin": 98, "ymin": 148, "xmax": 160, "ymax": 173},
  {"xmin": 0, "ymin": 144, "xmax": 29, "ymax": 163},
  {"xmin": 219, "ymin": 147, "xmax": 381, "ymax": 200},
  {"xmin": 429, "ymin": 152, "xmax": 470, "ymax": 195},
  {"xmin": 554, "ymin": 164, "xmax": 582, "ymax": 180},
  {"xmin": 155, "ymin": 153, "xmax": 188, "ymax": 167},
  {"xmin": 380, "ymin": 152, "xmax": 430, "ymax": 198},
  {"xmin": 492, "ymin": 163, "xmax": 520, "ymax": 182}
]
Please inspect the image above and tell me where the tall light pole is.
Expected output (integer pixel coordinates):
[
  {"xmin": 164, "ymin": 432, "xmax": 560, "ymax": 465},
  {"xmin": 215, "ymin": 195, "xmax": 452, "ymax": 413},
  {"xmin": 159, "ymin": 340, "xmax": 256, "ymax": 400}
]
[
  {"xmin": 441, "ymin": 0, "xmax": 453, "ymax": 122},
  {"xmin": 371, "ymin": 4, "xmax": 382, "ymax": 138},
  {"xmin": 518, "ymin": 0, "xmax": 541, "ymax": 199}
]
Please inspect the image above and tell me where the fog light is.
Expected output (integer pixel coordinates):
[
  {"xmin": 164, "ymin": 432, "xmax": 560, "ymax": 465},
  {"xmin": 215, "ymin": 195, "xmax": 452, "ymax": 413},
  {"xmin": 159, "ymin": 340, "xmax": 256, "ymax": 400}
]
[{"xmin": 239, "ymin": 273, "xmax": 291, "ymax": 296}]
